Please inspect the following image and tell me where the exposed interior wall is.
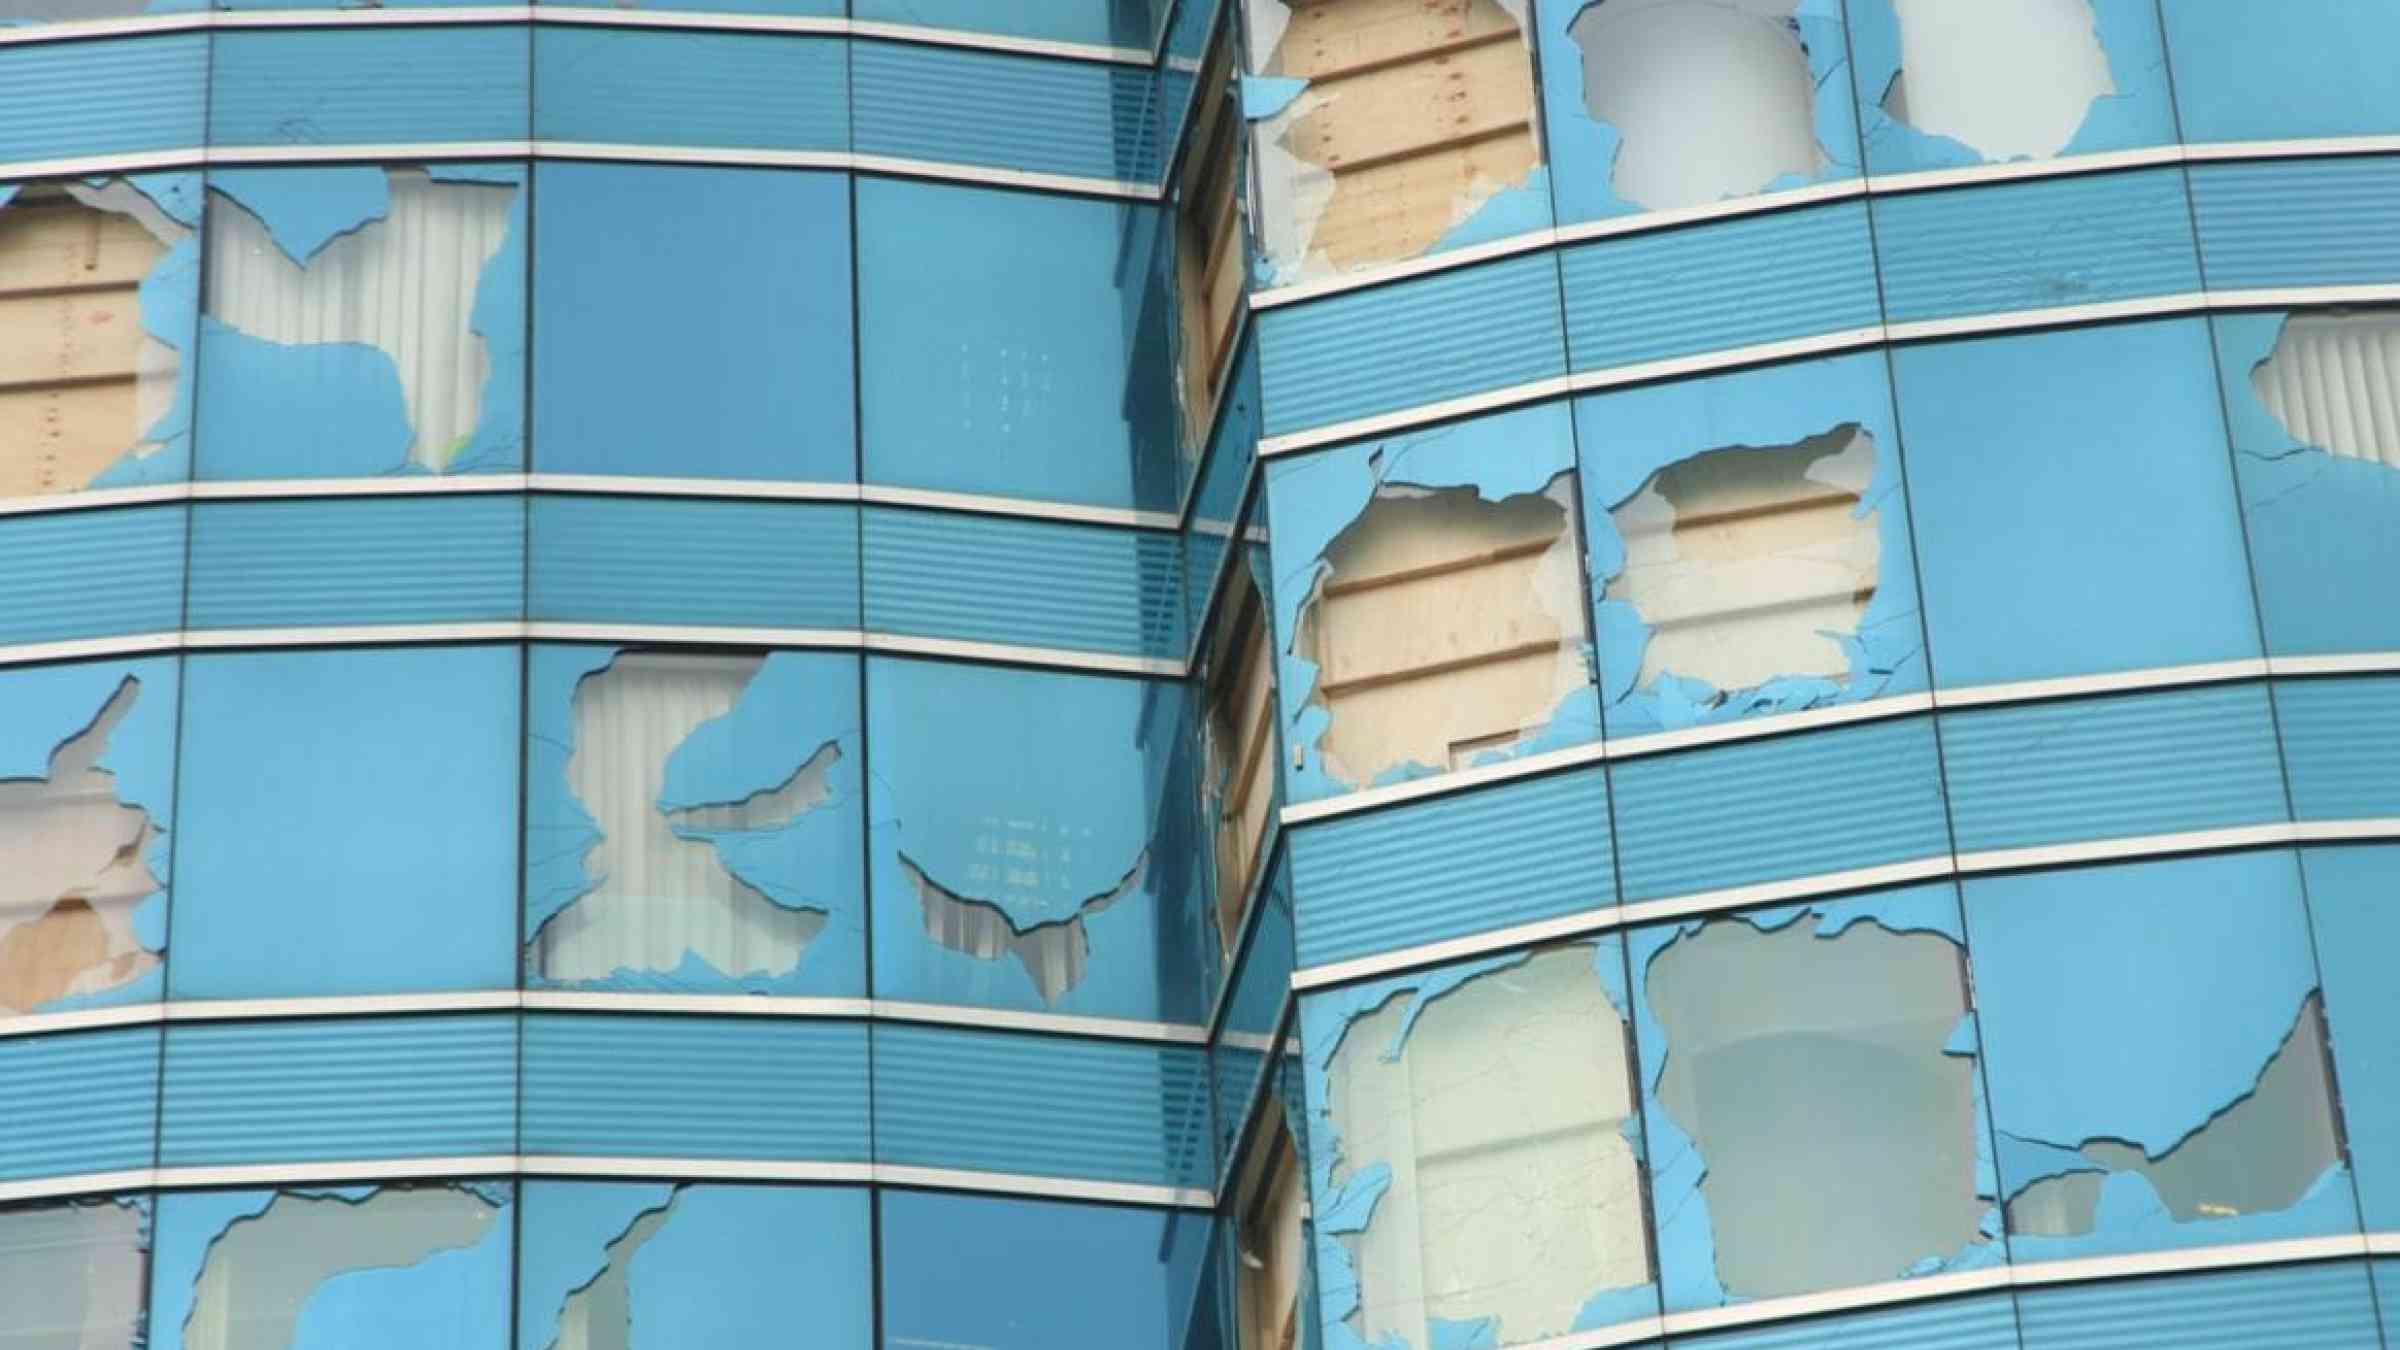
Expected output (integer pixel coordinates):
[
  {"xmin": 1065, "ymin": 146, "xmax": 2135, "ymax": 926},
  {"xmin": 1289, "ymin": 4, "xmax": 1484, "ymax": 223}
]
[
  {"xmin": 0, "ymin": 182, "xmax": 184, "ymax": 497},
  {"xmin": 1602, "ymin": 428, "xmax": 1877, "ymax": 693},
  {"xmin": 1236, "ymin": 1105, "xmax": 1309, "ymax": 1350},
  {"xmin": 1878, "ymin": 0, "xmax": 2113, "ymax": 161},
  {"xmin": 0, "ymin": 677, "xmax": 161, "ymax": 1013},
  {"xmin": 1249, "ymin": 0, "xmax": 1541, "ymax": 278},
  {"xmin": 1206, "ymin": 565, "xmax": 1280, "ymax": 953},
  {"xmin": 0, "ymin": 1199, "xmax": 148, "ymax": 1349},
  {"xmin": 1326, "ymin": 947, "xmax": 1647, "ymax": 1345},
  {"xmin": 1297, "ymin": 476, "xmax": 1589, "ymax": 786},
  {"xmin": 183, "ymin": 1188, "xmax": 502, "ymax": 1350},
  {"xmin": 2252, "ymin": 311, "xmax": 2400, "ymax": 470},
  {"xmin": 1177, "ymin": 33, "xmax": 1247, "ymax": 451},
  {"xmin": 1568, "ymin": 0, "xmax": 1821, "ymax": 211}
]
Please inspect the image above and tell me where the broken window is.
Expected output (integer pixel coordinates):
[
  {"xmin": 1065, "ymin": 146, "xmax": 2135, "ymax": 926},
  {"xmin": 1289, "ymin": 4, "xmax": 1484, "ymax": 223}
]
[
  {"xmin": 1294, "ymin": 472, "xmax": 1590, "ymax": 787},
  {"xmin": 1963, "ymin": 852, "xmax": 2352, "ymax": 1261},
  {"xmin": 2009, "ymin": 996, "xmax": 2343, "ymax": 1239},
  {"xmin": 161, "ymin": 1184, "xmax": 510, "ymax": 1350},
  {"xmin": 1234, "ymin": 1099, "xmax": 1310, "ymax": 1350},
  {"xmin": 0, "ymin": 676, "xmax": 162, "ymax": 1015},
  {"xmin": 1244, "ymin": 0, "xmax": 1545, "ymax": 282},
  {"xmin": 0, "ymin": 1197, "xmax": 148, "ymax": 1350},
  {"xmin": 1601, "ymin": 426, "xmax": 1877, "ymax": 696},
  {"xmin": 1177, "ymin": 26, "xmax": 1247, "ymax": 454},
  {"xmin": 1566, "ymin": 0, "xmax": 1825, "ymax": 212},
  {"xmin": 523, "ymin": 1182, "xmax": 872, "ymax": 1350},
  {"xmin": 1873, "ymin": 0, "xmax": 2113, "ymax": 162},
  {"xmin": 1321, "ymin": 947, "xmax": 1649, "ymax": 1346},
  {"xmin": 1641, "ymin": 911, "xmax": 1987, "ymax": 1300},
  {"xmin": 1204, "ymin": 559, "xmax": 1280, "ymax": 955},
  {"xmin": 867, "ymin": 656, "xmax": 1193, "ymax": 1020},
  {"xmin": 201, "ymin": 166, "xmax": 523, "ymax": 478},
  {"xmin": 2250, "ymin": 310, "xmax": 2400, "ymax": 470},
  {"xmin": 527, "ymin": 648, "xmax": 859, "ymax": 994},
  {"xmin": 0, "ymin": 178, "xmax": 194, "ymax": 498}
]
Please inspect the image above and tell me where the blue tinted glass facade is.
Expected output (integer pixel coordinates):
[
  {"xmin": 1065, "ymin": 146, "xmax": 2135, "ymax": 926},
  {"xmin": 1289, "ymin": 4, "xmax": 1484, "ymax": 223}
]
[{"xmin": 4, "ymin": 2, "xmax": 2400, "ymax": 1348}]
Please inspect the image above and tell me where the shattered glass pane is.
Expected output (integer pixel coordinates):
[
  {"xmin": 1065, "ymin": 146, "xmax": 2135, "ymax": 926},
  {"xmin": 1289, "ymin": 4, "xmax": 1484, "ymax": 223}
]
[
  {"xmin": 1297, "ymin": 474, "xmax": 1591, "ymax": 785},
  {"xmin": 205, "ymin": 169, "xmax": 513, "ymax": 473},
  {"xmin": 0, "ymin": 182, "xmax": 187, "ymax": 496},
  {"xmin": 1878, "ymin": 0, "xmax": 2113, "ymax": 161},
  {"xmin": 2007, "ymin": 995, "xmax": 2343, "ymax": 1237},
  {"xmin": 0, "ymin": 1198, "xmax": 147, "ymax": 1350},
  {"xmin": 182, "ymin": 1187, "xmax": 504, "ymax": 1350},
  {"xmin": 2251, "ymin": 311, "xmax": 2400, "ymax": 470},
  {"xmin": 1247, "ymin": 0, "xmax": 1541, "ymax": 280},
  {"xmin": 532, "ymin": 653, "xmax": 833, "ymax": 985},
  {"xmin": 0, "ymin": 677, "xmax": 161, "ymax": 1014},
  {"xmin": 1568, "ymin": 0, "xmax": 1822, "ymax": 211},
  {"xmin": 904, "ymin": 851, "xmax": 1148, "ymax": 1005},
  {"xmin": 1603, "ymin": 427, "xmax": 1877, "ymax": 694},
  {"xmin": 1647, "ymin": 918, "xmax": 1983, "ymax": 1298},
  {"xmin": 1328, "ymin": 947, "xmax": 1647, "ymax": 1346}
]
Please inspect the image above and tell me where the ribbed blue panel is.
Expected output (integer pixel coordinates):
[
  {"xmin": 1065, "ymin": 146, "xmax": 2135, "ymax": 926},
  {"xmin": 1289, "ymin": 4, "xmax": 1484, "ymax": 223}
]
[
  {"xmin": 1942, "ymin": 682, "xmax": 2287, "ymax": 855},
  {"xmin": 1613, "ymin": 716, "xmax": 1948, "ymax": 903},
  {"xmin": 528, "ymin": 496, "xmax": 860, "ymax": 630},
  {"xmin": 2015, "ymin": 1260, "xmax": 2382, "ymax": 1350},
  {"xmin": 521, "ymin": 1014, "xmax": 868, "ymax": 1161},
  {"xmin": 159, "ymin": 1015, "xmax": 515, "ymax": 1165},
  {"xmin": 0, "ymin": 505, "xmax": 185, "ymax": 646},
  {"xmin": 1290, "ymin": 766, "xmax": 1614, "ymax": 968},
  {"xmin": 1672, "ymin": 1291, "xmax": 2018, "ymax": 1350},
  {"xmin": 1184, "ymin": 530, "xmax": 1228, "ymax": 634},
  {"xmin": 861, "ymin": 507, "xmax": 1185, "ymax": 659},
  {"xmin": 533, "ymin": 28, "xmax": 847, "ymax": 151},
  {"xmin": 1874, "ymin": 167, "xmax": 2200, "ymax": 323},
  {"xmin": 1561, "ymin": 202, "xmax": 1879, "ymax": 374},
  {"xmin": 185, "ymin": 496, "xmax": 524, "ymax": 630},
  {"xmin": 2191, "ymin": 157, "xmax": 2400, "ymax": 291},
  {"xmin": 2376, "ymin": 1260, "xmax": 2400, "ymax": 1332},
  {"xmin": 0, "ymin": 34, "xmax": 206, "ymax": 163},
  {"xmin": 209, "ymin": 28, "xmax": 532, "ymax": 147},
  {"xmin": 873, "ymin": 1023, "xmax": 1211, "ymax": 1190},
  {"xmin": 2277, "ymin": 676, "xmax": 2400, "ymax": 822},
  {"xmin": 853, "ymin": 40, "xmax": 1161, "ymax": 184},
  {"xmin": 1257, "ymin": 252, "xmax": 1566, "ymax": 437},
  {"xmin": 1210, "ymin": 1041, "xmax": 1264, "ymax": 1177},
  {"xmin": 0, "ymin": 1028, "xmax": 158, "ymax": 1182}
]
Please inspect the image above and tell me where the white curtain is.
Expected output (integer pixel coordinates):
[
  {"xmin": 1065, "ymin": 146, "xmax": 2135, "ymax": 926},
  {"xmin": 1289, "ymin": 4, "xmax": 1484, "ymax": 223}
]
[
  {"xmin": 535, "ymin": 654, "xmax": 828, "ymax": 985},
  {"xmin": 205, "ymin": 170, "xmax": 511, "ymax": 470},
  {"xmin": 2252, "ymin": 312, "xmax": 2400, "ymax": 469}
]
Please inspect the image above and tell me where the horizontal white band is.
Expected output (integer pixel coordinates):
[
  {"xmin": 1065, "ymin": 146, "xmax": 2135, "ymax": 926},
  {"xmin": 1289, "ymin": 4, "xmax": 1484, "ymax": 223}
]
[
  {"xmin": 1934, "ymin": 658, "xmax": 2271, "ymax": 709},
  {"xmin": 0, "ymin": 625, "xmax": 1189, "ymax": 679},
  {"xmin": 859, "ymin": 483, "xmax": 1180, "ymax": 531},
  {"xmin": 1954, "ymin": 822, "xmax": 2301, "ymax": 874},
  {"xmin": 156, "ymin": 1157, "xmax": 520, "ymax": 1190},
  {"xmin": 1659, "ymin": 1265, "xmax": 2011, "ymax": 1337},
  {"xmin": 2269, "ymin": 651, "xmax": 2400, "ymax": 678},
  {"xmin": 0, "ymin": 5, "xmax": 1150, "ymax": 65},
  {"xmin": 521, "ymin": 1155, "xmax": 874, "ymax": 1183},
  {"xmin": 0, "ymin": 990, "xmax": 1203, "ymax": 1044},
  {"xmin": 869, "ymin": 1163, "xmax": 1211, "ymax": 1209}
]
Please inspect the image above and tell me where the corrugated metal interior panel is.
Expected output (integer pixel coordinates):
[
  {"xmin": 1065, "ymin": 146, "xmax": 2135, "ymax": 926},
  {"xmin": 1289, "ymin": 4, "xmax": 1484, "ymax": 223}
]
[
  {"xmin": 1560, "ymin": 201, "xmax": 1880, "ymax": 375},
  {"xmin": 0, "ymin": 1027, "xmax": 159, "ymax": 1182},
  {"xmin": 1612, "ymin": 715, "xmax": 1949, "ymax": 903},
  {"xmin": 872, "ymin": 1022, "xmax": 1211, "ymax": 1189},
  {"xmin": 1290, "ymin": 764, "xmax": 1615, "ymax": 969},
  {"xmin": 0, "ymin": 503, "xmax": 186, "ymax": 646},
  {"xmin": 208, "ymin": 27, "xmax": 532, "ymax": 147},
  {"xmin": 1872, "ymin": 167, "xmax": 2201, "ymax": 323},
  {"xmin": 1257, "ymin": 252, "xmax": 1566, "ymax": 438},
  {"xmin": 1671, "ymin": 1291, "xmax": 2021, "ymax": 1350},
  {"xmin": 2191, "ymin": 156, "xmax": 2400, "ymax": 291},
  {"xmin": 1941, "ymin": 681, "xmax": 2288, "ymax": 855},
  {"xmin": 521, "ymin": 1013, "xmax": 869, "ymax": 1160},
  {"xmin": 0, "ymin": 34, "xmax": 207, "ymax": 164},
  {"xmin": 158, "ymin": 1014, "xmax": 515, "ymax": 1166},
  {"xmin": 2015, "ymin": 1260, "xmax": 2383, "ymax": 1350},
  {"xmin": 861, "ymin": 506, "xmax": 1185, "ymax": 658},
  {"xmin": 185, "ymin": 495, "xmax": 525, "ymax": 630},
  {"xmin": 852, "ymin": 40, "xmax": 1161, "ymax": 184},
  {"xmin": 533, "ymin": 27, "xmax": 848, "ymax": 151},
  {"xmin": 2276, "ymin": 675, "xmax": 2400, "ymax": 822},
  {"xmin": 529, "ymin": 495, "xmax": 860, "ymax": 631}
]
